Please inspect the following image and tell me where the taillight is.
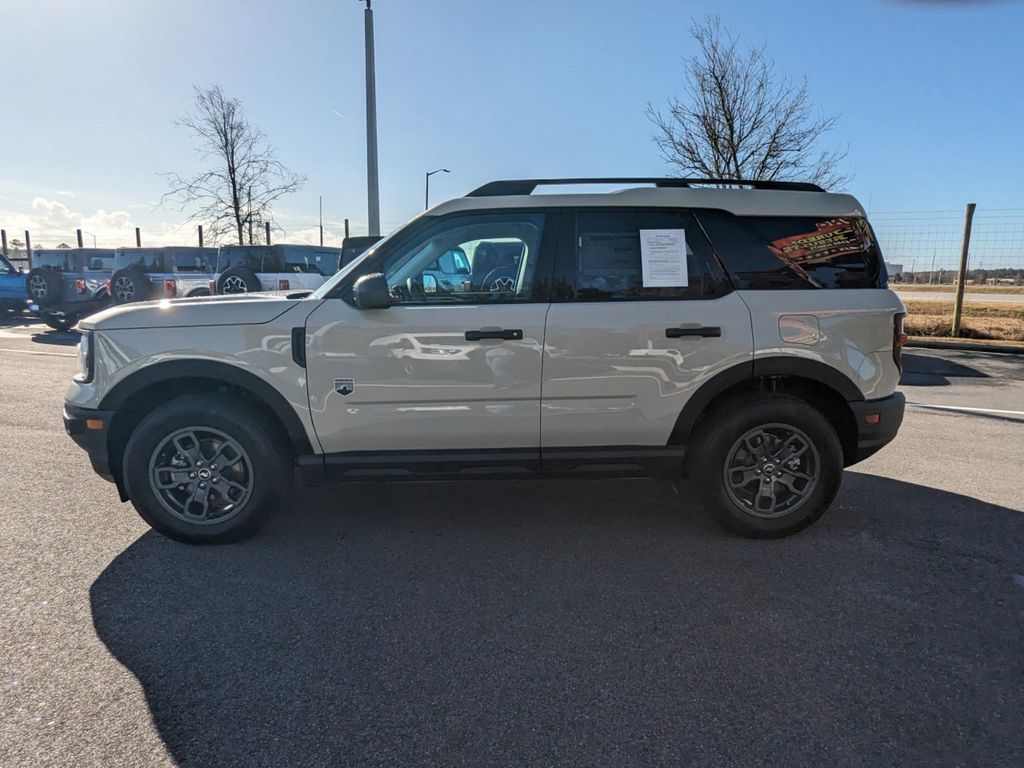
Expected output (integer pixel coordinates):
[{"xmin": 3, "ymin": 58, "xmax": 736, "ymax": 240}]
[
  {"xmin": 893, "ymin": 312, "xmax": 908, "ymax": 372},
  {"xmin": 165, "ymin": 279, "xmax": 177, "ymax": 296},
  {"xmin": 74, "ymin": 278, "xmax": 86, "ymax": 294},
  {"xmin": 278, "ymin": 279, "xmax": 290, "ymax": 290},
  {"xmin": 105, "ymin": 279, "xmax": 111, "ymax": 294}
]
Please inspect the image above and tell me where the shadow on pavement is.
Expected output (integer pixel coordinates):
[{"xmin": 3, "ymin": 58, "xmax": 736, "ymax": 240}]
[
  {"xmin": 30, "ymin": 330, "xmax": 81, "ymax": 346},
  {"xmin": 900, "ymin": 352, "xmax": 990, "ymax": 387},
  {"xmin": 90, "ymin": 475, "xmax": 1024, "ymax": 767}
]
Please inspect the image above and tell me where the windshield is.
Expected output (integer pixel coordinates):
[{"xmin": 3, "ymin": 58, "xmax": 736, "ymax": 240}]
[{"xmin": 310, "ymin": 225, "xmax": 409, "ymax": 299}]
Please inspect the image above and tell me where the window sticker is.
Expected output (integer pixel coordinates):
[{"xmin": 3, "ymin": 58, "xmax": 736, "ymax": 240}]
[
  {"xmin": 768, "ymin": 218, "xmax": 870, "ymax": 266},
  {"xmin": 639, "ymin": 229, "xmax": 688, "ymax": 287}
]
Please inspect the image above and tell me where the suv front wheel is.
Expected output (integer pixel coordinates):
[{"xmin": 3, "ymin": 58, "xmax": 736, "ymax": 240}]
[
  {"xmin": 121, "ymin": 395, "xmax": 287, "ymax": 543},
  {"xmin": 690, "ymin": 395, "xmax": 843, "ymax": 538}
]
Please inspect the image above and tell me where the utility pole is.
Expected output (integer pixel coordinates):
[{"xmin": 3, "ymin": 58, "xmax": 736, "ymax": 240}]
[
  {"xmin": 1, "ymin": 230, "xmax": 7, "ymax": 256},
  {"xmin": 362, "ymin": 0, "xmax": 381, "ymax": 237},
  {"xmin": 319, "ymin": 196, "xmax": 324, "ymax": 246},
  {"xmin": 951, "ymin": 202, "xmax": 977, "ymax": 338},
  {"xmin": 135, "ymin": 227, "xmax": 141, "ymax": 247},
  {"xmin": 76, "ymin": 229, "xmax": 84, "ymax": 248},
  {"xmin": 248, "ymin": 187, "xmax": 254, "ymax": 245},
  {"xmin": 344, "ymin": 218, "xmax": 350, "ymax": 238},
  {"xmin": 265, "ymin": 221, "xmax": 271, "ymax": 245},
  {"xmin": 425, "ymin": 168, "xmax": 450, "ymax": 210},
  {"xmin": 198, "ymin": 225, "xmax": 204, "ymax": 247},
  {"xmin": 24, "ymin": 230, "xmax": 32, "ymax": 266}
]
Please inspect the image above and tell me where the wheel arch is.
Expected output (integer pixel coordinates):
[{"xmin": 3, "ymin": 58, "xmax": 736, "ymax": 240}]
[
  {"xmin": 101, "ymin": 360, "xmax": 313, "ymax": 484},
  {"xmin": 669, "ymin": 357, "xmax": 863, "ymax": 466}
]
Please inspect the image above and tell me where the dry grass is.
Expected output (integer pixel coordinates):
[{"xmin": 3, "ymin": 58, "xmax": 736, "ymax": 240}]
[
  {"xmin": 896, "ymin": 284, "xmax": 1024, "ymax": 295},
  {"xmin": 902, "ymin": 299, "xmax": 1024, "ymax": 341}
]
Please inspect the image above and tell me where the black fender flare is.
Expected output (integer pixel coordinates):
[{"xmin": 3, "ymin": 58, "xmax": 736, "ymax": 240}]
[
  {"xmin": 668, "ymin": 356, "xmax": 863, "ymax": 445},
  {"xmin": 99, "ymin": 359, "xmax": 313, "ymax": 454}
]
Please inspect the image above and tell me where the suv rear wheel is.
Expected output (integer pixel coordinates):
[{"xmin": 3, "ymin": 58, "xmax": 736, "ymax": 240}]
[
  {"xmin": 690, "ymin": 394, "xmax": 843, "ymax": 538},
  {"xmin": 121, "ymin": 395, "xmax": 287, "ymax": 543}
]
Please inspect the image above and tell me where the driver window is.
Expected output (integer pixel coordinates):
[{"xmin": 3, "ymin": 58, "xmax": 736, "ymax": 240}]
[{"xmin": 382, "ymin": 213, "xmax": 545, "ymax": 304}]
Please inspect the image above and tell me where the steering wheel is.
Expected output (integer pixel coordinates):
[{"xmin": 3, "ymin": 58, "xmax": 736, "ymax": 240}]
[{"xmin": 479, "ymin": 266, "xmax": 517, "ymax": 294}]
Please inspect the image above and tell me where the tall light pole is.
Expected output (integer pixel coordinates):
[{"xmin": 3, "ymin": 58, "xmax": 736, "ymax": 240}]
[
  {"xmin": 83, "ymin": 231, "xmax": 97, "ymax": 248},
  {"xmin": 425, "ymin": 168, "xmax": 449, "ymax": 210},
  {"xmin": 362, "ymin": 0, "xmax": 380, "ymax": 236}
]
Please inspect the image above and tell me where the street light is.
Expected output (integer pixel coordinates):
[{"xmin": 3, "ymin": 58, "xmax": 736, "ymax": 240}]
[
  {"xmin": 360, "ymin": 0, "xmax": 380, "ymax": 237},
  {"xmin": 425, "ymin": 168, "xmax": 450, "ymax": 210},
  {"xmin": 83, "ymin": 231, "xmax": 97, "ymax": 248}
]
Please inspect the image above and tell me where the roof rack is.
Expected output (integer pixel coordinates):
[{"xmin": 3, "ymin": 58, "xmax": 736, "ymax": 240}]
[{"xmin": 467, "ymin": 177, "xmax": 825, "ymax": 196}]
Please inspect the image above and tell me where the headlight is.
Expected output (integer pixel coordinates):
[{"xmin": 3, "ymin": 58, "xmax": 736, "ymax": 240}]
[{"xmin": 75, "ymin": 331, "xmax": 94, "ymax": 383}]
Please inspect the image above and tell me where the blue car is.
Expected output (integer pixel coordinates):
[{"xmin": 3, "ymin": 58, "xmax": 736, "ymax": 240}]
[{"xmin": 0, "ymin": 253, "xmax": 28, "ymax": 315}]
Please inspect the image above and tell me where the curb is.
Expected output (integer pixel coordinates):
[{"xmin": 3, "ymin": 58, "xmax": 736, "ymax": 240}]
[{"xmin": 906, "ymin": 338, "xmax": 1024, "ymax": 355}]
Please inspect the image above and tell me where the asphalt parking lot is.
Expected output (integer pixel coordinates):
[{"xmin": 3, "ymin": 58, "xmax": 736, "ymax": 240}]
[{"xmin": 1, "ymin": 317, "xmax": 1022, "ymax": 768}]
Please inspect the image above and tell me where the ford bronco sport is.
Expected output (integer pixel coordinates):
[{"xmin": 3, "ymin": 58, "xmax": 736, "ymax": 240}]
[
  {"xmin": 64, "ymin": 178, "xmax": 906, "ymax": 543},
  {"xmin": 109, "ymin": 246, "xmax": 218, "ymax": 304},
  {"xmin": 27, "ymin": 248, "xmax": 115, "ymax": 330}
]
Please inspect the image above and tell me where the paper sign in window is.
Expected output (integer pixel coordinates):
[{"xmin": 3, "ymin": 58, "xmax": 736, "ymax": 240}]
[{"xmin": 639, "ymin": 229, "xmax": 688, "ymax": 287}]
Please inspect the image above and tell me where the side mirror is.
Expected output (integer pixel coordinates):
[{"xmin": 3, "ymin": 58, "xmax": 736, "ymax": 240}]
[
  {"xmin": 352, "ymin": 272, "xmax": 391, "ymax": 309},
  {"xmin": 422, "ymin": 274, "xmax": 438, "ymax": 293}
]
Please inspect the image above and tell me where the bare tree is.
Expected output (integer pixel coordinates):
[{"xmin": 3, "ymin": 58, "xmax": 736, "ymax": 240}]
[
  {"xmin": 161, "ymin": 85, "xmax": 305, "ymax": 244},
  {"xmin": 647, "ymin": 16, "xmax": 850, "ymax": 190}
]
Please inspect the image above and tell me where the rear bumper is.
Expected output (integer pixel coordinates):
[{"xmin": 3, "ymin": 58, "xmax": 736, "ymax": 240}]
[
  {"xmin": 63, "ymin": 403, "xmax": 116, "ymax": 482},
  {"xmin": 848, "ymin": 391, "xmax": 905, "ymax": 464}
]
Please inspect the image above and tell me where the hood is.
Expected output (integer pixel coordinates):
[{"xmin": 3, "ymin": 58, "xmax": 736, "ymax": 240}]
[{"xmin": 80, "ymin": 292, "xmax": 305, "ymax": 331}]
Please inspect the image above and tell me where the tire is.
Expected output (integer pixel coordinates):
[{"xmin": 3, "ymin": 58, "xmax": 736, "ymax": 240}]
[
  {"xmin": 44, "ymin": 316, "xmax": 74, "ymax": 332},
  {"xmin": 25, "ymin": 268, "xmax": 63, "ymax": 306},
  {"xmin": 689, "ymin": 394, "xmax": 843, "ymax": 538},
  {"xmin": 110, "ymin": 266, "xmax": 153, "ymax": 304},
  {"xmin": 217, "ymin": 267, "xmax": 262, "ymax": 294},
  {"xmin": 121, "ymin": 394, "xmax": 288, "ymax": 544}
]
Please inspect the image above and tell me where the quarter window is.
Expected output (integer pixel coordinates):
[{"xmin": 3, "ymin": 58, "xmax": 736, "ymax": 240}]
[{"xmin": 695, "ymin": 211, "xmax": 888, "ymax": 289}]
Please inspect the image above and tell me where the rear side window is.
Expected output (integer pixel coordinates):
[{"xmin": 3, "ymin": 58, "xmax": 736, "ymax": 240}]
[
  {"xmin": 171, "ymin": 250, "xmax": 216, "ymax": 273},
  {"xmin": 218, "ymin": 247, "xmax": 279, "ymax": 273},
  {"xmin": 283, "ymin": 248, "xmax": 340, "ymax": 276},
  {"xmin": 697, "ymin": 210, "xmax": 887, "ymax": 289},
  {"xmin": 114, "ymin": 250, "xmax": 163, "ymax": 272},
  {"xmin": 571, "ymin": 210, "xmax": 724, "ymax": 301},
  {"xmin": 34, "ymin": 253, "xmax": 72, "ymax": 271},
  {"xmin": 83, "ymin": 253, "xmax": 114, "ymax": 272}
]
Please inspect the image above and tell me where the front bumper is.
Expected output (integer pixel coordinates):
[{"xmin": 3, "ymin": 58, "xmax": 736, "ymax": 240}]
[
  {"xmin": 63, "ymin": 403, "xmax": 117, "ymax": 483},
  {"xmin": 848, "ymin": 391, "xmax": 905, "ymax": 464}
]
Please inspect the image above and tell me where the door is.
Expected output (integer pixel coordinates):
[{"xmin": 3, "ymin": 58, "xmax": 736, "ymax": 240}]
[
  {"xmin": 0, "ymin": 254, "xmax": 24, "ymax": 304},
  {"xmin": 304, "ymin": 210, "xmax": 556, "ymax": 456},
  {"xmin": 541, "ymin": 208, "xmax": 753, "ymax": 448}
]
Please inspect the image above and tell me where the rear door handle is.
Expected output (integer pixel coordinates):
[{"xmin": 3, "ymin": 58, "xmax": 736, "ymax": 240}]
[
  {"xmin": 465, "ymin": 328, "xmax": 524, "ymax": 341},
  {"xmin": 665, "ymin": 326, "xmax": 721, "ymax": 338}
]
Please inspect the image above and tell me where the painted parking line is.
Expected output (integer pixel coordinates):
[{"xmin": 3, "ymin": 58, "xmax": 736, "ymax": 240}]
[
  {"xmin": 909, "ymin": 402, "xmax": 1024, "ymax": 418},
  {"xmin": 0, "ymin": 347, "xmax": 76, "ymax": 358}
]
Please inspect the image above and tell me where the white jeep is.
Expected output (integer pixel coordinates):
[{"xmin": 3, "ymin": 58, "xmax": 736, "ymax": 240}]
[{"xmin": 64, "ymin": 178, "xmax": 907, "ymax": 543}]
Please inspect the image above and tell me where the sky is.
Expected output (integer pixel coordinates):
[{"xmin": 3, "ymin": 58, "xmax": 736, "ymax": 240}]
[{"xmin": 1, "ymin": 0, "xmax": 1023, "ymax": 251}]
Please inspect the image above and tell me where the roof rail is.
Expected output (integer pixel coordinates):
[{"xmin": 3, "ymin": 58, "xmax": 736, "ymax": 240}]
[{"xmin": 466, "ymin": 177, "xmax": 825, "ymax": 196}]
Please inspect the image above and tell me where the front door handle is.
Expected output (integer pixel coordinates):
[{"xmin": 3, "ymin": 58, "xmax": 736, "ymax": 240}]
[
  {"xmin": 665, "ymin": 326, "xmax": 721, "ymax": 339},
  {"xmin": 465, "ymin": 328, "xmax": 524, "ymax": 341}
]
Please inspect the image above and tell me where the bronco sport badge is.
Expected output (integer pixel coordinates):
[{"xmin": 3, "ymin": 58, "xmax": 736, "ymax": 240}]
[{"xmin": 334, "ymin": 378, "xmax": 355, "ymax": 396}]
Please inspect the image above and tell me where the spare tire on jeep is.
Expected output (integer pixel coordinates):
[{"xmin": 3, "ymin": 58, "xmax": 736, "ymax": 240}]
[
  {"xmin": 25, "ymin": 268, "xmax": 63, "ymax": 306},
  {"xmin": 110, "ymin": 265, "xmax": 154, "ymax": 304},
  {"xmin": 217, "ymin": 267, "xmax": 262, "ymax": 294}
]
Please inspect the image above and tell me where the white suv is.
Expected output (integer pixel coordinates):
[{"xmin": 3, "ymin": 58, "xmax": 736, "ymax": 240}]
[{"xmin": 64, "ymin": 178, "xmax": 907, "ymax": 543}]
